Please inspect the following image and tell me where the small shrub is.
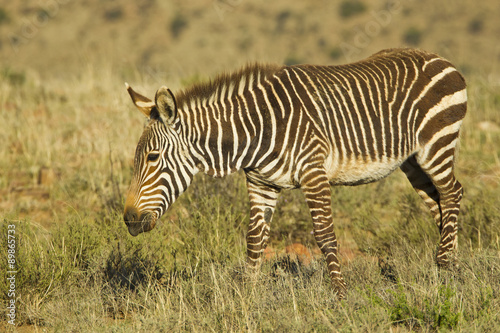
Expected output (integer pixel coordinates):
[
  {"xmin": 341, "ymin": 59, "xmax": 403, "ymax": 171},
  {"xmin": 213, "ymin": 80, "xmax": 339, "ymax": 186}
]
[
  {"xmin": 430, "ymin": 286, "xmax": 460, "ymax": 330},
  {"xmin": 468, "ymin": 18, "xmax": 483, "ymax": 34},
  {"xmin": 381, "ymin": 283, "xmax": 461, "ymax": 330},
  {"xmin": 104, "ymin": 243, "xmax": 166, "ymax": 291},
  {"xmin": 403, "ymin": 27, "xmax": 423, "ymax": 46},
  {"xmin": 387, "ymin": 284, "xmax": 423, "ymax": 328},
  {"xmin": 275, "ymin": 9, "xmax": 292, "ymax": 32},
  {"xmin": 329, "ymin": 46, "xmax": 342, "ymax": 60},
  {"xmin": 104, "ymin": 7, "xmax": 124, "ymax": 21},
  {"xmin": 238, "ymin": 36, "xmax": 253, "ymax": 51},
  {"xmin": 37, "ymin": 9, "xmax": 50, "ymax": 23},
  {"xmin": 0, "ymin": 220, "xmax": 86, "ymax": 325},
  {"xmin": 339, "ymin": 0, "xmax": 367, "ymax": 19},
  {"xmin": 170, "ymin": 15, "xmax": 188, "ymax": 39},
  {"xmin": 284, "ymin": 55, "xmax": 304, "ymax": 66},
  {"xmin": 2, "ymin": 67, "xmax": 26, "ymax": 85},
  {"xmin": 0, "ymin": 7, "xmax": 9, "ymax": 25}
]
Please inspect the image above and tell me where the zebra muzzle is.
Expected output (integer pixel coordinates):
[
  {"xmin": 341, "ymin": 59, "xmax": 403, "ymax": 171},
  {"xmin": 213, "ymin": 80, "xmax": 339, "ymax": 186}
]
[{"xmin": 124, "ymin": 207, "xmax": 157, "ymax": 236}]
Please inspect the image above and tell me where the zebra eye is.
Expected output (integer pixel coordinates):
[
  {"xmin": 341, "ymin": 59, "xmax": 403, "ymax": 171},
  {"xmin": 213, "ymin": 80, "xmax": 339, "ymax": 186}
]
[{"xmin": 147, "ymin": 152, "xmax": 160, "ymax": 162}]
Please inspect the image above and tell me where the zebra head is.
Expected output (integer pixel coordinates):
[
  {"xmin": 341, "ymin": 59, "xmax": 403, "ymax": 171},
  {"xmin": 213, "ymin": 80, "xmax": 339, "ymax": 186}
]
[{"xmin": 123, "ymin": 84, "xmax": 196, "ymax": 236}]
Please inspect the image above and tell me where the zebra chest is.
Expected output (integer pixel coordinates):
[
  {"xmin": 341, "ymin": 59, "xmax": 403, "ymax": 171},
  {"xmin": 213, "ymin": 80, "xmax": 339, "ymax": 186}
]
[{"xmin": 324, "ymin": 152, "xmax": 403, "ymax": 186}]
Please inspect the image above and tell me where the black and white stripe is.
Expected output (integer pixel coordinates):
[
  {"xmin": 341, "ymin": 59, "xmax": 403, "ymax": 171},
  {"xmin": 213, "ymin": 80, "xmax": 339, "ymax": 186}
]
[{"xmin": 124, "ymin": 48, "xmax": 467, "ymax": 298}]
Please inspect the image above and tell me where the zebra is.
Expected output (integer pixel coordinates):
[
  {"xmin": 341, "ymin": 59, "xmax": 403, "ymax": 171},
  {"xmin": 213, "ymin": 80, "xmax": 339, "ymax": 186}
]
[{"xmin": 123, "ymin": 48, "xmax": 467, "ymax": 298}]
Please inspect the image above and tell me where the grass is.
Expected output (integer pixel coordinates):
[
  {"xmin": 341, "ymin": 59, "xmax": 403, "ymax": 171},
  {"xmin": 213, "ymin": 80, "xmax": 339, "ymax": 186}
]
[
  {"xmin": 1, "ymin": 64, "xmax": 500, "ymax": 331},
  {"xmin": 1, "ymin": 217, "xmax": 499, "ymax": 331}
]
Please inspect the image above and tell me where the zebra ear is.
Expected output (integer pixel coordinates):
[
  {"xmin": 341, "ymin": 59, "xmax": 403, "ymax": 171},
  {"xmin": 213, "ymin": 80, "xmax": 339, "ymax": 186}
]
[
  {"xmin": 125, "ymin": 83, "xmax": 155, "ymax": 118},
  {"xmin": 155, "ymin": 86, "xmax": 177, "ymax": 125}
]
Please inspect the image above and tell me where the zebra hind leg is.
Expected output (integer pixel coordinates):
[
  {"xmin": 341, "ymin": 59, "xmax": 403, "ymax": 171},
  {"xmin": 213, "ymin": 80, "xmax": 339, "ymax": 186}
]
[
  {"xmin": 400, "ymin": 156, "xmax": 442, "ymax": 228},
  {"xmin": 403, "ymin": 146, "xmax": 463, "ymax": 267},
  {"xmin": 245, "ymin": 177, "xmax": 280, "ymax": 272},
  {"xmin": 300, "ymin": 167, "xmax": 347, "ymax": 299}
]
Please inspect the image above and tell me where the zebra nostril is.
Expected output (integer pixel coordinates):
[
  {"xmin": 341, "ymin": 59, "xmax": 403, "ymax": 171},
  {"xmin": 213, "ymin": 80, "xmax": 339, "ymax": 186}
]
[{"xmin": 124, "ymin": 207, "xmax": 139, "ymax": 224}]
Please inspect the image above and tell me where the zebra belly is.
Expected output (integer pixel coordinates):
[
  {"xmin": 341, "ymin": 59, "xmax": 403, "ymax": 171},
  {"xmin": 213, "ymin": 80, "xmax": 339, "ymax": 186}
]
[{"xmin": 324, "ymin": 153, "xmax": 403, "ymax": 186}]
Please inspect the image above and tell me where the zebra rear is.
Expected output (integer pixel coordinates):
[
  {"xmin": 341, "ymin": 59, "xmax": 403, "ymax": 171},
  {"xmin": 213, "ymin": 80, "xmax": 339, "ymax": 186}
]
[
  {"xmin": 123, "ymin": 48, "xmax": 466, "ymax": 299},
  {"xmin": 264, "ymin": 49, "xmax": 466, "ymax": 293},
  {"xmin": 259, "ymin": 49, "xmax": 466, "ymax": 186}
]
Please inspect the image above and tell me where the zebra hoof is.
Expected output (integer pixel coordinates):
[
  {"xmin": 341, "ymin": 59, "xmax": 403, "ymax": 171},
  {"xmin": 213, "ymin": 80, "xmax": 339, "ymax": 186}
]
[
  {"xmin": 333, "ymin": 278, "xmax": 347, "ymax": 300},
  {"xmin": 436, "ymin": 251, "xmax": 458, "ymax": 270}
]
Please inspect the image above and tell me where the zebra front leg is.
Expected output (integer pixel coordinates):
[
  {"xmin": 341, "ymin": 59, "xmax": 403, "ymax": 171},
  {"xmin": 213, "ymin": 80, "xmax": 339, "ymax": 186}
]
[
  {"xmin": 300, "ymin": 167, "xmax": 347, "ymax": 299},
  {"xmin": 245, "ymin": 177, "xmax": 280, "ymax": 272}
]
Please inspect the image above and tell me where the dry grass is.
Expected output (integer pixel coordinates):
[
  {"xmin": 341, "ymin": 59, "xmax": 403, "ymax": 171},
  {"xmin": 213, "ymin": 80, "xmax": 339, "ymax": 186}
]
[
  {"xmin": 1, "ymin": 0, "xmax": 500, "ymax": 331},
  {"xmin": 1, "ymin": 62, "xmax": 499, "ymax": 332}
]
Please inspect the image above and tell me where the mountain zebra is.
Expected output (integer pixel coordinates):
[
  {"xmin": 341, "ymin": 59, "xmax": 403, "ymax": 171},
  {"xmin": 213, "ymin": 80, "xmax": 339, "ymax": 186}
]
[{"xmin": 123, "ymin": 48, "xmax": 467, "ymax": 298}]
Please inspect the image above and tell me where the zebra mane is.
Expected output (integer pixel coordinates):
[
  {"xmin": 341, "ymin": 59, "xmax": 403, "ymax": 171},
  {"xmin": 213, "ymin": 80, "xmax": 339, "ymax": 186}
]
[{"xmin": 175, "ymin": 63, "xmax": 283, "ymax": 108}]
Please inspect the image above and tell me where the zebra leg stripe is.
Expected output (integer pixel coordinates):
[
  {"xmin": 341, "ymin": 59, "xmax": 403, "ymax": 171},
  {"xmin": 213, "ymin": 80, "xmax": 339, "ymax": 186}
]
[
  {"xmin": 300, "ymin": 166, "xmax": 347, "ymax": 298},
  {"xmin": 245, "ymin": 176, "xmax": 280, "ymax": 270},
  {"xmin": 434, "ymin": 178, "xmax": 462, "ymax": 266},
  {"xmin": 415, "ymin": 145, "xmax": 462, "ymax": 267}
]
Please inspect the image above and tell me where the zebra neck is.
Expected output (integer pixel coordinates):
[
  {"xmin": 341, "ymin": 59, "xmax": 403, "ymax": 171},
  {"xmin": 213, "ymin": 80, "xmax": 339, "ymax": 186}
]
[
  {"xmin": 176, "ymin": 64, "xmax": 284, "ymax": 178},
  {"xmin": 180, "ymin": 92, "xmax": 262, "ymax": 178}
]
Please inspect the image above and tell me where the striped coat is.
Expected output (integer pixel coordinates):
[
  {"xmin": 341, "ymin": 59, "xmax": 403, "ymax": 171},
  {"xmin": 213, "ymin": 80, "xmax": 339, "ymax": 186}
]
[{"xmin": 124, "ymin": 48, "xmax": 467, "ymax": 298}]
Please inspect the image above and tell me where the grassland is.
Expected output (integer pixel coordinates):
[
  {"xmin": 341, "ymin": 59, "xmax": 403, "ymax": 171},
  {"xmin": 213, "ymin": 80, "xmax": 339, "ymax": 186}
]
[
  {"xmin": 1, "ymin": 0, "xmax": 500, "ymax": 331},
  {"xmin": 1, "ymin": 59, "xmax": 499, "ymax": 333}
]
